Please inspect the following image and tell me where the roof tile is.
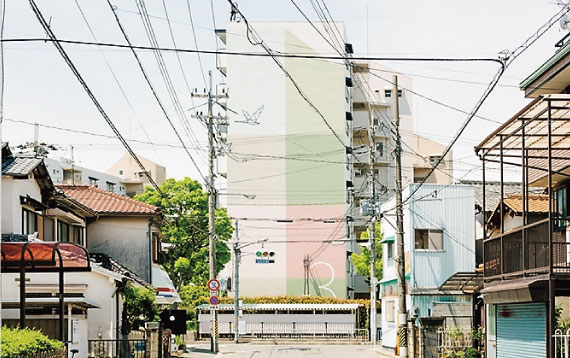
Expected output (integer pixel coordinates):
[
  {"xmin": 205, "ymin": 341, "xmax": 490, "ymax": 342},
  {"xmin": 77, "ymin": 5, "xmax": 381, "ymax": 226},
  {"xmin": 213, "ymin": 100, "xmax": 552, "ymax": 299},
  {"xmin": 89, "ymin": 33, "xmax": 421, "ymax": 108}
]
[{"xmin": 58, "ymin": 185, "xmax": 158, "ymax": 215}]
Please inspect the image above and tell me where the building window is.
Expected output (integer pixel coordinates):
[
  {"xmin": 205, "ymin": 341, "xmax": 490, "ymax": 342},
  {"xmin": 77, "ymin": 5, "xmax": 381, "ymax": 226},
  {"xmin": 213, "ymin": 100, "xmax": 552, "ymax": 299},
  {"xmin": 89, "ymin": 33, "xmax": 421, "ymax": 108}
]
[
  {"xmin": 386, "ymin": 301, "xmax": 395, "ymax": 322},
  {"xmin": 556, "ymin": 186, "xmax": 568, "ymax": 231},
  {"xmin": 57, "ymin": 221, "xmax": 70, "ymax": 242},
  {"xmin": 72, "ymin": 226, "xmax": 84, "ymax": 246},
  {"xmin": 106, "ymin": 181, "xmax": 116, "ymax": 192},
  {"xmin": 88, "ymin": 176, "xmax": 99, "ymax": 186},
  {"xmin": 152, "ymin": 232, "xmax": 160, "ymax": 263},
  {"xmin": 119, "ymin": 169, "xmax": 124, "ymax": 176},
  {"xmin": 384, "ymin": 89, "xmax": 402, "ymax": 98},
  {"xmin": 415, "ymin": 229, "xmax": 443, "ymax": 250},
  {"xmin": 429, "ymin": 155, "xmax": 442, "ymax": 165},
  {"xmin": 22, "ymin": 209, "xmax": 38, "ymax": 235},
  {"xmin": 387, "ymin": 242, "xmax": 394, "ymax": 259},
  {"xmin": 376, "ymin": 143, "xmax": 384, "ymax": 158}
]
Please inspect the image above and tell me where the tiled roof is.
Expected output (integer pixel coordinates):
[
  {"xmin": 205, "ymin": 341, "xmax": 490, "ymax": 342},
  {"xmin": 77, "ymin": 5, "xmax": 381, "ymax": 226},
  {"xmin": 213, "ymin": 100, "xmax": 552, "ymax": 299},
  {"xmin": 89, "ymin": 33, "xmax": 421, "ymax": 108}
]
[
  {"xmin": 58, "ymin": 185, "xmax": 158, "ymax": 215},
  {"xmin": 503, "ymin": 193, "xmax": 549, "ymax": 214},
  {"xmin": 2, "ymin": 157, "xmax": 43, "ymax": 176}
]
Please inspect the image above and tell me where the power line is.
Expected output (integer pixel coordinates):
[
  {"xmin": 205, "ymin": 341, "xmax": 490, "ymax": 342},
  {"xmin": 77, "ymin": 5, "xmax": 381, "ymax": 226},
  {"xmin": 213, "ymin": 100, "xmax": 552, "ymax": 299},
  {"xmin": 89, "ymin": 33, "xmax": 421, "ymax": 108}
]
[
  {"xmin": 0, "ymin": 38, "xmax": 504, "ymax": 65},
  {"xmin": 104, "ymin": 0, "xmax": 208, "ymax": 185},
  {"xmin": 184, "ymin": 0, "xmax": 207, "ymax": 87},
  {"xmin": 27, "ymin": 0, "xmax": 163, "ymax": 195},
  {"xmin": 73, "ymin": 0, "xmax": 162, "ymax": 162}
]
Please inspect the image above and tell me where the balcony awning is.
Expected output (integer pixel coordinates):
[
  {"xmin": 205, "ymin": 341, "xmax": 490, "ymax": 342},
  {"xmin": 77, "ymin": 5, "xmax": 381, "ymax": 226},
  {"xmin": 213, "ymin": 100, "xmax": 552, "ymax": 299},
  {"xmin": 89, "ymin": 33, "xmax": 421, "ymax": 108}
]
[
  {"xmin": 475, "ymin": 94, "xmax": 570, "ymax": 186},
  {"xmin": 1, "ymin": 242, "xmax": 91, "ymax": 273},
  {"xmin": 380, "ymin": 235, "xmax": 395, "ymax": 244},
  {"xmin": 439, "ymin": 271, "xmax": 483, "ymax": 294},
  {"xmin": 152, "ymin": 266, "xmax": 181, "ymax": 305}
]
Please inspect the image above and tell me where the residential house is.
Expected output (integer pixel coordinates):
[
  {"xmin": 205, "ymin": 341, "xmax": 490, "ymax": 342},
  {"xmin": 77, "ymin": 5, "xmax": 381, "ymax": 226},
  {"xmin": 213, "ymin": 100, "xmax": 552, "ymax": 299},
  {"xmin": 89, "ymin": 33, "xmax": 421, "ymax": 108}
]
[
  {"xmin": 380, "ymin": 184, "xmax": 476, "ymax": 351},
  {"xmin": 1, "ymin": 146, "xmax": 175, "ymax": 358},
  {"xmin": 106, "ymin": 152, "xmax": 166, "ymax": 197},
  {"xmin": 1, "ymin": 144, "xmax": 125, "ymax": 357},
  {"xmin": 57, "ymin": 185, "xmax": 179, "ymax": 305},
  {"xmin": 475, "ymin": 36, "xmax": 570, "ymax": 358}
]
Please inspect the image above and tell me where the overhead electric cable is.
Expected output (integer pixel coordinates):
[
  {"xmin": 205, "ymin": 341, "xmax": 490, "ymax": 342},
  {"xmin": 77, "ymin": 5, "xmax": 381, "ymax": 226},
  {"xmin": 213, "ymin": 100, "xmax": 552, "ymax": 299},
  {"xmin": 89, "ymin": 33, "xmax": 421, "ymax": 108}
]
[
  {"xmin": 105, "ymin": 0, "xmax": 208, "ymax": 185},
  {"xmin": 27, "ymin": 0, "xmax": 163, "ymax": 194}
]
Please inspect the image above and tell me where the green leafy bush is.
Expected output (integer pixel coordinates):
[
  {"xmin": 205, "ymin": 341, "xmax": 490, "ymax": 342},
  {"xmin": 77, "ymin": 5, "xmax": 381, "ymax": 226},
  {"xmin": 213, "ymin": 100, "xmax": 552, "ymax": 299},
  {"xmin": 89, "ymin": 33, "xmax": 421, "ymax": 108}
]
[
  {"xmin": 465, "ymin": 347, "xmax": 478, "ymax": 358},
  {"xmin": 1, "ymin": 326, "xmax": 64, "ymax": 358}
]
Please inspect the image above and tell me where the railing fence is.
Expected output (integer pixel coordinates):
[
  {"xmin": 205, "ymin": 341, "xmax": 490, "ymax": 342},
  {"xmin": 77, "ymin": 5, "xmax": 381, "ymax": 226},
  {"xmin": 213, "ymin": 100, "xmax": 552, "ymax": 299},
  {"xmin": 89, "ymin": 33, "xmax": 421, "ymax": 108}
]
[
  {"xmin": 555, "ymin": 329, "xmax": 570, "ymax": 358},
  {"xmin": 87, "ymin": 339, "xmax": 147, "ymax": 358}
]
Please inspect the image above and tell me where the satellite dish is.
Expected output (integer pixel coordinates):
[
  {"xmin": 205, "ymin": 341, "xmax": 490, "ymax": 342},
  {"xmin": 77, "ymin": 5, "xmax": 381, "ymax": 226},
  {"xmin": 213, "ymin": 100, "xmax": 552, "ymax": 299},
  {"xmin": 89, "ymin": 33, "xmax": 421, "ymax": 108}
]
[{"xmin": 560, "ymin": 14, "xmax": 570, "ymax": 31}]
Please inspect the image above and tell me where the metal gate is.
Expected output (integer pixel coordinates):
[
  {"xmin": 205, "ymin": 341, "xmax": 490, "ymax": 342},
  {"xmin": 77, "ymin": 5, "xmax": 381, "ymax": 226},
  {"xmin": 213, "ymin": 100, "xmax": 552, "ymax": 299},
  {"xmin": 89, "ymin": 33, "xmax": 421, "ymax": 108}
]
[
  {"xmin": 555, "ymin": 329, "xmax": 570, "ymax": 358},
  {"xmin": 421, "ymin": 320, "xmax": 443, "ymax": 358},
  {"xmin": 496, "ymin": 303, "xmax": 546, "ymax": 358}
]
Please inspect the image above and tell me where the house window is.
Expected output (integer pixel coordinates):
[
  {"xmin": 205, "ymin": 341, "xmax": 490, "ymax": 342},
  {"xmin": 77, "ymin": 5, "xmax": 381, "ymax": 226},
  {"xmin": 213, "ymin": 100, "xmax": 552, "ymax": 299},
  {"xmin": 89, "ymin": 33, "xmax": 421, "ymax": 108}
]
[
  {"xmin": 556, "ymin": 186, "xmax": 568, "ymax": 231},
  {"xmin": 119, "ymin": 169, "xmax": 124, "ymax": 176},
  {"xmin": 106, "ymin": 181, "xmax": 115, "ymax": 192},
  {"xmin": 386, "ymin": 301, "xmax": 395, "ymax": 322},
  {"xmin": 57, "ymin": 221, "xmax": 70, "ymax": 242},
  {"xmin": 22, "ymin": 209, "xmax": 38, "ymax": 235},
  {"xmin": 387, "ymin": 242, "xmax": 394, "ymax": 259},
  {"xmin": 72, "ymin": 226, "xmax": 84, "ymax": 246},
  {"xmin": 384, "ymin": 89, "xmax": 402, "ymax": 98},
  {"xmin": 88, "ymin": 177, "xmax": 99, "ymax": 186},
  {"xmin": 152, "ymin": 232, "xmax": 160, "ymax": 263},
  {"xmin": 415, "ymin": 229, "xmax": 444, "ymax": 250}
]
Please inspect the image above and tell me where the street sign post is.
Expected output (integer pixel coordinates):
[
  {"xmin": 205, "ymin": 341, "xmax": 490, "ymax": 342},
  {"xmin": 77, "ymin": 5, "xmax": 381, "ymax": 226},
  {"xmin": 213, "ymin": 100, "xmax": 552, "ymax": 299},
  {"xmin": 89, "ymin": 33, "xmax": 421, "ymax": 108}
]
[
  {"xmin": 209, "ymin": 295, "xmax": 220, "ymax": 306},
  {"xmin": 207, "ymin": 278, "xmax": 221, "ymax": 292}
]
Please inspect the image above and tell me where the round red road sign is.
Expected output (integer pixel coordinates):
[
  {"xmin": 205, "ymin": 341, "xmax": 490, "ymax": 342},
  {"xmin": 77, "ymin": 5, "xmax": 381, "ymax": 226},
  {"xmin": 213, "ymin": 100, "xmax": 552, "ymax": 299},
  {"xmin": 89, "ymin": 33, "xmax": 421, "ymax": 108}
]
[
  {"xmin": 209, "ymin": 295, "xmax": 220, "ymax": 306},
  {"xmin": 207, "ymin": 278, "xmax": 221, "ymax": 292}
]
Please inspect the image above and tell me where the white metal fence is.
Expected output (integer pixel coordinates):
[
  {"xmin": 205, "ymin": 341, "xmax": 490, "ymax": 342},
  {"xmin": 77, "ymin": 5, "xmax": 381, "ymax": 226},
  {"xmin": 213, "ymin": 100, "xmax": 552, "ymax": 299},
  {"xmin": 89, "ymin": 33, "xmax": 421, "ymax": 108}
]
[{"xmin": 555, "ymin": 329, "xmax": 570, "ymax": 358}]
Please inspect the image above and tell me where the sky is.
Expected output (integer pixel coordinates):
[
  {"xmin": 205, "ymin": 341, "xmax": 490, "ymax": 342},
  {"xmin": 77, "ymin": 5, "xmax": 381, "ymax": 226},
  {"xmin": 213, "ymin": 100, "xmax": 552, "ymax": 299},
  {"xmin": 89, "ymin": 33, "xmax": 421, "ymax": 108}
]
[{"xmin": 0, "ymin": 0, "xmax": 567, "ymax": 185}]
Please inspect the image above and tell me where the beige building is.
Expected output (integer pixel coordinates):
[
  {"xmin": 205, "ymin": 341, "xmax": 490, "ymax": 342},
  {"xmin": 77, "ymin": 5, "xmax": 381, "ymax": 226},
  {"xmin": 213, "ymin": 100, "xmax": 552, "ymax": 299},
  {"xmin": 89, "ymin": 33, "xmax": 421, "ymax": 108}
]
[
  {"xmin": 412, "ymin": 134, "xmax": 453, "ymax": 185},
  {"xmin": 106, "ymin": 152, "xmax": 166, "ymax": 197}
]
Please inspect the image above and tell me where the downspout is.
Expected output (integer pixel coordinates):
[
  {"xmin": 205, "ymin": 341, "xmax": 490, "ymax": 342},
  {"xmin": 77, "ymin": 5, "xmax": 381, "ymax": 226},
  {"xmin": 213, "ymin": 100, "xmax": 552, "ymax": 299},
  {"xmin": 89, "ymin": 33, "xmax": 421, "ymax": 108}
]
[{"xmin": 148, "ymin": 219, "xmax": 152, "ymax": 285}]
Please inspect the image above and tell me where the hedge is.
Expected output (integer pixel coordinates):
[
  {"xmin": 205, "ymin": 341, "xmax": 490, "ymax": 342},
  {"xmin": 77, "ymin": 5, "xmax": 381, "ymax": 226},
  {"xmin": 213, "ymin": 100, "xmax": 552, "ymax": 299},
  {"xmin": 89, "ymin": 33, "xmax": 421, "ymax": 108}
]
[{"xmin": 1, "ymin": 326, "xmax": 64, "ymax": 358}]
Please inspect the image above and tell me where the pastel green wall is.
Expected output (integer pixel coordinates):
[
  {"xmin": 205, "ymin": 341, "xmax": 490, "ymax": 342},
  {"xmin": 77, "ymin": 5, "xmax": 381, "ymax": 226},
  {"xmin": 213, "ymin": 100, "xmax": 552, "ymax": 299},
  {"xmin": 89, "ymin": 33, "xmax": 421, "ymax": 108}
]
[
  {"xmin": 284, "ymin": 30, "xmax": 346, "ymax": 206},
  {"xmin": 286, "ymin": 278, "xmax": 347, "ymax": 298}
]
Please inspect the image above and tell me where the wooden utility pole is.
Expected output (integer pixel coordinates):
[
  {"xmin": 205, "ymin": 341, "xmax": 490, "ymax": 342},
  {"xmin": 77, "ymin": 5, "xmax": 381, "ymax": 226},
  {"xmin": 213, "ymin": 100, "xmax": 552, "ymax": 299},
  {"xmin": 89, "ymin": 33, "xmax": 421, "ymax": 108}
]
[{"xmin": 393, "ymin": 75, "xmax": 408, "ymax": 358}]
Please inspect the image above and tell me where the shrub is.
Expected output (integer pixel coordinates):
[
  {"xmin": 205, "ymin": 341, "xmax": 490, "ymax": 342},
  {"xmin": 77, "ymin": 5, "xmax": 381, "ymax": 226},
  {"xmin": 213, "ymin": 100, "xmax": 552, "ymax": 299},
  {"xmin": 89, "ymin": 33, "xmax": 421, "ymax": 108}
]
[{"xmin": 1, "ymin": 326, "xmax": 64, "ymax": 358}]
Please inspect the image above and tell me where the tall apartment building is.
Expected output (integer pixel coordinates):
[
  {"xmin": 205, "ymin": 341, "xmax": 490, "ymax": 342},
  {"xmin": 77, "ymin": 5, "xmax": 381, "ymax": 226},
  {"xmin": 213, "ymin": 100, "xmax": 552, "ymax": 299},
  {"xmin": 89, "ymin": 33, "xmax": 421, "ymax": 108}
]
[
  {"xmin": 216, "ymin": 22, "xmax": 453, "ymax": 299},
  {"xmin": 216, "ymin": 21, "xmax": 353, "ymax": 298}
]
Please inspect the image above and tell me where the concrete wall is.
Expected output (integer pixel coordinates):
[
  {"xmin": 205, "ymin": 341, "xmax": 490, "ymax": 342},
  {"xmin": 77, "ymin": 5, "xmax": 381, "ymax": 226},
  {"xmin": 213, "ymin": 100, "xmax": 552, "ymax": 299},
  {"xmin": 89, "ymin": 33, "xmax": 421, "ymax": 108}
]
[
  {"xmin": 412, "ymin": 135, "xmax": 453, "ymax": 185},
  {"xmin": 87, "ymin": 216, "xmax": 152, "ymax": 283}
]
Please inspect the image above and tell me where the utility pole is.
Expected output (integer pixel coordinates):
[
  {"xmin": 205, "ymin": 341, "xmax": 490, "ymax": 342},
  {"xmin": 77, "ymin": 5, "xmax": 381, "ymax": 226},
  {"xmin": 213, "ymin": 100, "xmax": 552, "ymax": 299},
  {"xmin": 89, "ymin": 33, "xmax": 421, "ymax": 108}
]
[
  {"xmin": 233, "ymin": 219, "xmax": 240, "ymax": 343},
  {"xmin": 369, "ymin": 160, "xmax": 377, "ymax": 346},
  {"xmin": 393, "ymin": 75, "xmax": 408, "ymax": 358},
  {"xmin": 191, "ymin": 71, "xmax": 228, "ymax": 353}
]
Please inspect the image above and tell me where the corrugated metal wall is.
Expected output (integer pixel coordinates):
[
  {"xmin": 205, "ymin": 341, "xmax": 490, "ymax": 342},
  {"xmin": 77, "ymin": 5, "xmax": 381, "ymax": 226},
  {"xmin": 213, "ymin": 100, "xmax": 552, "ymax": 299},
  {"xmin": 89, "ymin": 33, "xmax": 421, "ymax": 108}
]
[
  {"xmin": 408, "ymin": 184, "xmax": 475, "ymax": 289},
  {"xmin": 412, "ymin": 295, "xmax": 472, "ymax": 318},
  {"xmin": 496, "ymin": 303, "xmax": 546, "ymax": 358}
]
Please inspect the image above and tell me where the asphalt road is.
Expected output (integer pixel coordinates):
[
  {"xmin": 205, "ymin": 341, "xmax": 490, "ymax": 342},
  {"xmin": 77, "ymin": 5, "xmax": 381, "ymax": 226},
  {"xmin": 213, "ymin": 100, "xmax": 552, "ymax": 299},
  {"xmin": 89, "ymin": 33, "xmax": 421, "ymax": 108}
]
[{"xmin": 184, "ymin": 343, "xmax": 389, "ymax": 358}]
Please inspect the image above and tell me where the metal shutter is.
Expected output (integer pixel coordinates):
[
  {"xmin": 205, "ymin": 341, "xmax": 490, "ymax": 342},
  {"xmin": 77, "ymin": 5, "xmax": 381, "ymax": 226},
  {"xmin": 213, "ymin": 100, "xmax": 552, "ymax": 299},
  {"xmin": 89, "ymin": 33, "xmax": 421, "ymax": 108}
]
[{"xmin": 496, "ymin": 303, "xmax": 546, "ymax": 358}]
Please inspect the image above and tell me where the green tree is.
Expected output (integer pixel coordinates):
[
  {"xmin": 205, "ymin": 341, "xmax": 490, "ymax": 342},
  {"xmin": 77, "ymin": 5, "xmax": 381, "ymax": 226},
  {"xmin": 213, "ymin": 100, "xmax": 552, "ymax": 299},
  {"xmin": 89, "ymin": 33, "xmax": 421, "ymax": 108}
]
[
  {"xmin": 350, "ymin": 222, "xmax": 382, "ymax": 280},
  {"xmin": 135, "ymin": 177, "xmax": 233, "ymax": 289},
  {"xmin": 120, "ymin": 284, "xmax": 159, "ymax": 335}
]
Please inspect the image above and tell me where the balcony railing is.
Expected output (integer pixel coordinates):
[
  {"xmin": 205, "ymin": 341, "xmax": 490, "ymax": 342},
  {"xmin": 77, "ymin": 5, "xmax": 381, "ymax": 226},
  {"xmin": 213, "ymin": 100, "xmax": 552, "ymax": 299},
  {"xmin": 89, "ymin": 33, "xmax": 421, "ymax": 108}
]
[{"xmin": 484, "ymin": 218, "xmax": 570, "ymax": 281}]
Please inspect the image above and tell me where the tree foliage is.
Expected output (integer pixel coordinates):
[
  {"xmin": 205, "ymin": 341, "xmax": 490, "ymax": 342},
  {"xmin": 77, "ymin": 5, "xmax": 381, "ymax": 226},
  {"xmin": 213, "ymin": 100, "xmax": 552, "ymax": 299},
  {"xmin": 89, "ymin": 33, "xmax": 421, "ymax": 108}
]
[
  {"xmin": 350, "ymin": 222, "xmax": 382, "ymax": 280},
  {"xmin": 135, "ymin": 177, "xmax": 233, "ymax": 288},
  {"xmin": 120, "ymin": 284, "xmax": 159, "ymax": 335},
  {"xmin": 1, "ymin": 326, "xmax": 64, "ymax": 358}
]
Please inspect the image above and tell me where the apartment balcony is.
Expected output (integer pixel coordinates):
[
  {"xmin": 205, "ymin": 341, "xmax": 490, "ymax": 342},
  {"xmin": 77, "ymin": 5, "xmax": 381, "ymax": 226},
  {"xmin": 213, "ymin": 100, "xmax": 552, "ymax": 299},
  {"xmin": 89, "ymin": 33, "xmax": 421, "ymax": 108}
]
[
  {"xmin": 484, "ymin": 218, "xmax": 570, "ymax": 281},
  {"xmin": 352, "ymin": 110, "xmax": 369, "ymax": 133},
  {"xmin": 352, "ymin": 175, "xmax": 369, "ymax": 196},
  {"xmin": 352, "ymin": 147, "xmax": 369, "ymax": 166}
]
